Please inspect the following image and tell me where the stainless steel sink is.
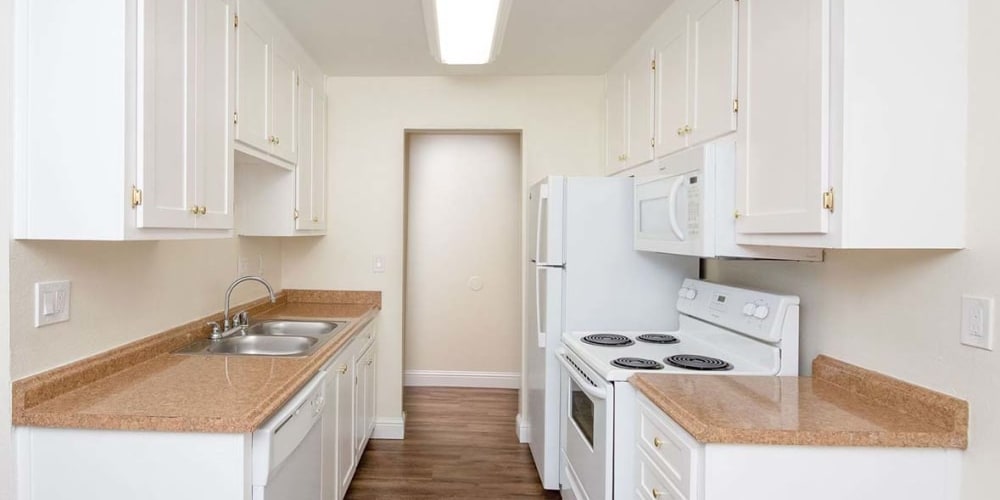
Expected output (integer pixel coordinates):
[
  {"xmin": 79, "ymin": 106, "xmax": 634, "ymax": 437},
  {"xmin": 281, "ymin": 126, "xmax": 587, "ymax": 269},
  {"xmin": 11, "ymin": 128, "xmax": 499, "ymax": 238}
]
[
  {"xmin": 244, "ymin": 320, "xmax": 343, "ymax": 337},
  {"xmin": 176, "ymin": 319, "xmax": 350, "ymax": 357},
  {"xmin": 206, "ymin": 335, "xmax": 318, "ymax": 356}
]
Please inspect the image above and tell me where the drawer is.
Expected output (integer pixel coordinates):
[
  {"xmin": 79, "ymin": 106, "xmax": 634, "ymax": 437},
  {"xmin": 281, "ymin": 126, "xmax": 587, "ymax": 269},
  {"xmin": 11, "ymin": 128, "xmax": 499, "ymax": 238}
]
[
  {"xmin": 637, "ymin": 394, "xmax": 702, "ymax": 499},
  {"xmin": 635, "ymin": 447, "xmax": 687, "ymax": 500}
]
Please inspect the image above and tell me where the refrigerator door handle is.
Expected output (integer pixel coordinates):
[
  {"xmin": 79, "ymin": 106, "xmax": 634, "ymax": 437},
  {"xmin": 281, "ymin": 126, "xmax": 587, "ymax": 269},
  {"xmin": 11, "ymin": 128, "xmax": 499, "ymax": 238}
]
[
  {"xmin": 534, "ymin": 183, "xmax": 549, "ymax": 264},
  {"xmin": 535, "ymin": 266, "xmax": 545, "ymax": 348}
]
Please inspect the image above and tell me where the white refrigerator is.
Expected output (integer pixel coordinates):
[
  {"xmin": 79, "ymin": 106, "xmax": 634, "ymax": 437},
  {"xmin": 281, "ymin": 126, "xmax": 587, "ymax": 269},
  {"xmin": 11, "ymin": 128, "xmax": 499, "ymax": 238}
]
[{"xmin": 524, "ymin": 176, "xmax": 697, "ymax": 489}]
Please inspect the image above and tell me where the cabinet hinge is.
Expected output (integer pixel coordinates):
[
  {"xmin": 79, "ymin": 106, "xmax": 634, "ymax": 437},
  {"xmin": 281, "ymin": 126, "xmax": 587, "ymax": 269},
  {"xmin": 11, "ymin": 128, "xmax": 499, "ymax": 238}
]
[
  {"xmin": 651, "ymin": 59, "xmax": 656, "ymax": 71},
  {"xmin": 233, "ymin": 111, "xmax": 238, "ymax": 125},
  {"xmin": 234, "ymin": 14, "xmax": 239, "ymax": 28},
  {"xmin": 296, "ymin": 75, "xmax": 300, "ymax": 86},
  {"xmin": 130, "ymin": 185, "xmax": 143, "ymax": 208},
  {"xmin": 733, "ymin": 99, "xmax": 739, "ymax": 113},
  {"xmin": 650, "ymin": 137, "xmax": 655, "ymax": 147},
  {"xmin": 822, "ymin": 188, "xmax": 835, "ymax": 212}
]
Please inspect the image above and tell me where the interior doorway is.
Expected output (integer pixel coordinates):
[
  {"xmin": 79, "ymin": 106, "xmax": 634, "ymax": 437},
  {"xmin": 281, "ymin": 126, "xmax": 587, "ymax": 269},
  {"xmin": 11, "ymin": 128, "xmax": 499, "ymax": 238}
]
[{"xmin": 403, "ymin": 131, "xmax": 523, "ymax": 388}]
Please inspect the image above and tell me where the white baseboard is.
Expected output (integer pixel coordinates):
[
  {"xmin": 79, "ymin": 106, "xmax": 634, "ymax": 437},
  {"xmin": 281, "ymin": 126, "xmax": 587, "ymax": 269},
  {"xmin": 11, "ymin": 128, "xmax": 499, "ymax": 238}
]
[
  {"xmin": 404, "ymin": 370, "xmax": 520, "ymax": 389},
  {"xmin": 515, "ymin": 413, "xmax": 531, "ymax": 444},
  {"xmin": 372, "ymin": 413, "xmax": 406, "ymax": 440}
]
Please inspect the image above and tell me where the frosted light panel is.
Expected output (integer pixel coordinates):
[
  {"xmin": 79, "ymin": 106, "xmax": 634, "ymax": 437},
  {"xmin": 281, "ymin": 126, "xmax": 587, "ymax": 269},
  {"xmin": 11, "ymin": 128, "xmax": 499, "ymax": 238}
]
[{"xmin": 435, "ymin": 0, "xmax": 501, "ymax": 64}]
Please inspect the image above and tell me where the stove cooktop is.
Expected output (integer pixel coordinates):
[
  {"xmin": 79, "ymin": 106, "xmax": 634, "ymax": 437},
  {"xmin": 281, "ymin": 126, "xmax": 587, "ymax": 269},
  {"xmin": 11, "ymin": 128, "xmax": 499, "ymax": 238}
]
[{"xmin": 562, "ymin": 323, "xmax": 780, "ymax": 381}]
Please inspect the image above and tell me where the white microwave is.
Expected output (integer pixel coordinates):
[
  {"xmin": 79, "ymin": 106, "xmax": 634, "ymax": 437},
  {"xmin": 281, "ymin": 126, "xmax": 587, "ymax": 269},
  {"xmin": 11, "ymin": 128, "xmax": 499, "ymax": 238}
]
[{"xmin": 634, "ymin": 140, "xmax": 822, "ymax": 261}]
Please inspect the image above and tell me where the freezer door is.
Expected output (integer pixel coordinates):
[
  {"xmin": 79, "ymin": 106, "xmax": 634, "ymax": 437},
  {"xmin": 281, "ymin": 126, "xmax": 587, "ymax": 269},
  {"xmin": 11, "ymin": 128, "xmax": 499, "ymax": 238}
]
[
  {"xmin": 526, "ymin": 265, "xmax": 565, "ymax": 489},
  {"xmin": 530, "ymin": 177, "xmax": 565, "ymax": 266}
]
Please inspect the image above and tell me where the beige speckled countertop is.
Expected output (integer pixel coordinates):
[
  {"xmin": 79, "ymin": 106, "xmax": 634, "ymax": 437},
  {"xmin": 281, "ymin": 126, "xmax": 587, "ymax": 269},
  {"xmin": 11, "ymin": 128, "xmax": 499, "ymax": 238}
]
[
  {"xmin": 630, "ymin": 355, "xmax": 968, "ymax": 448},
  {"xmin": 12, "ymin": 290, "xmax": 380, "ymax": 433}
]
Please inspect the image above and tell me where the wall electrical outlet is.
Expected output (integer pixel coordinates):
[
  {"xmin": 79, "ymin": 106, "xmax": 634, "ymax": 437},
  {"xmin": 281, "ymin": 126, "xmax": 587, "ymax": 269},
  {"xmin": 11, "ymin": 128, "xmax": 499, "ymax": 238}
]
[
  {"xmin": 35, "ymin": 280, "xmax": 71, "ymax": 327},
  {"xmin": 961, "ymin": 295, "xmax": 994, "ymax": 350}
]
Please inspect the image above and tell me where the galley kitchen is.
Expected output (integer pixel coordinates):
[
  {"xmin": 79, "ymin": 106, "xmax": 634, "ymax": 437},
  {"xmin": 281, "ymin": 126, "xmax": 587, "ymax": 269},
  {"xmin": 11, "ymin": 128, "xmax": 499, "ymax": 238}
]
[{"xmin": 1, "ymin": 0, "xmax": 991, "ymax": 500}]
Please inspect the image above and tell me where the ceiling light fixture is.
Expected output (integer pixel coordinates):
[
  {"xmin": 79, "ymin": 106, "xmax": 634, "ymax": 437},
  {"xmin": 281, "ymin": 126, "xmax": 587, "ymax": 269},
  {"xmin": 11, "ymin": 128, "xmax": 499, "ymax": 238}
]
[{"xmin": 423, "ymin": 0, "xmax": 511, "ymax": 65}]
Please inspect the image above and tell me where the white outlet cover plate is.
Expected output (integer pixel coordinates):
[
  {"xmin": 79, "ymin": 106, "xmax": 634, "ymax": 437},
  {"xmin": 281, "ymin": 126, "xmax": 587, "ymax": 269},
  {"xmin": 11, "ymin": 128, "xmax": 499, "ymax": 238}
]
[
  {"xmin": 961, "ymin": 295, "xmax": 994, "ymax": 350},
  {"xmin": 35, "ymin": 280, "xmax": 71, "ymax": 327}
]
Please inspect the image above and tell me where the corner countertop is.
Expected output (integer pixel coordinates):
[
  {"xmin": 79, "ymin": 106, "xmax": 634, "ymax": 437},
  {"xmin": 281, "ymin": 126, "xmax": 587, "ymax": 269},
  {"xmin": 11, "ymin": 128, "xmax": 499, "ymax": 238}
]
[
  {"xmin": 630, "ymin": 355, "xmax": 968, "ymax": 449},
  {"xmin": 12, "ymin": 290, "xmax": 381, "ymax": 433}
]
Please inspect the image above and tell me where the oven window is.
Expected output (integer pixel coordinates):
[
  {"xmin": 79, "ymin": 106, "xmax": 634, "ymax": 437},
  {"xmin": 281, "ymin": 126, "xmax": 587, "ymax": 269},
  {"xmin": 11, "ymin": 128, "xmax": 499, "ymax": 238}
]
[{"xmin": 570, "ymin": 378, "xmax": 595, "ymax": 446}]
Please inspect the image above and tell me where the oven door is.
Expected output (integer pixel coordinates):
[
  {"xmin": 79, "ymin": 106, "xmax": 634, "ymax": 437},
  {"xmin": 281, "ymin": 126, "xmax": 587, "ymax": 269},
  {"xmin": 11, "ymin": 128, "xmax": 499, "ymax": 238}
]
[{"xmin": 558, "ymin": 348, "xmax": 614, "ymax": 500}]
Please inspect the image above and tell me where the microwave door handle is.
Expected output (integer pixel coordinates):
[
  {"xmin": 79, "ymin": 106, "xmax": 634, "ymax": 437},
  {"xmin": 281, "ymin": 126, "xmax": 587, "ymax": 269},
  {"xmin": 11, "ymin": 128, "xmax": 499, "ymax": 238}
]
[
  {"xmin": 667, "ymin": 177, "xmax": 685, "ymax": 241},
  {"xmin": 557, "ymin": 353, "xmax": 608, "ymax": 400}
]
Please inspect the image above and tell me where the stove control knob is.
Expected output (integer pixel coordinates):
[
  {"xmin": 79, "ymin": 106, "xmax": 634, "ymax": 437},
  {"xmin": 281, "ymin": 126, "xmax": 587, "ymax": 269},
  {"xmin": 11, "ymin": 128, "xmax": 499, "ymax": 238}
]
[
  {"xmin": 753, "ymin": 305, "xmax": 770, "ymax": 319},
  {"xmin": 742, "ymin": 303, "xmax": 757, "ymax": 316},
  {"xmin": 684, "ymin": 288, "xmax": 698, "ymax": 300}
]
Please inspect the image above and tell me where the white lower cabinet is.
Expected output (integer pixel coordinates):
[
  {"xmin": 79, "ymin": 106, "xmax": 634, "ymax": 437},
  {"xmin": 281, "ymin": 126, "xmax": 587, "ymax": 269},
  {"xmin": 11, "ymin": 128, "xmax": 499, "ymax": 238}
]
[
  {"xmin": 322, "ymin": 321, "xmax": 377, "ymax": 500},
  {"xmin": 634, "ymin": 393, "xmax": 961, "ymax": 500}
]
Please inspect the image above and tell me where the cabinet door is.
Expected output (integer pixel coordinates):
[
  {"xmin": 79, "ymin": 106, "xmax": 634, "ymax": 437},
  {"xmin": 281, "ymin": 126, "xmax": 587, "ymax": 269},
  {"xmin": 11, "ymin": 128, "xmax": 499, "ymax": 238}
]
[
  {"xmin": 336, "ymin": 356, "xmax": 355, "ymax": 497},
  {"xmin": 196, "ymin": 0, "xmax": 235, "ymax": 229},
  {"xmin": 735, "ymin": 0, "xmax": 830, "ymax": 234},
  {"xmin": 137, "ymin": 0, "xmax": 198, "ymax": 229},
  {"xmin": 295, "ymin": 77, "xmax": 316, "ymax": 231},
  {"xmin": 605, "ymin": 70, "xmax": 628, "ymax": 173},
  {"xmin": 270, "ymin": 43, "xmax": 298, "ymax": 162},
  {"xmin": 625, "ymin": 50, "xmax": 655, "ymax": 168},
  {"xmin": 688, "ymin": 0, "xmax": 737, "ymax": 146},
  {"xmin": 321, "ymin": 358, "xmax": 343, "ymax": 500},
  {"xmin": 363, "ymin": 346, "xmax": 376, "ymax": 438},
  {"xmin": 354, "ymin": 343, "xmax": 374, "ymax": 456},
  {"xmin": 235, "ymin": 0, "xmax": 270, "ymax": 153},
  {"xmin": 311, "ymin": 92, "xmax": 327, "ymax": 229},
  {"xmin": 654, "ymin": 15, "xmax": 689, "ymax": 158}
]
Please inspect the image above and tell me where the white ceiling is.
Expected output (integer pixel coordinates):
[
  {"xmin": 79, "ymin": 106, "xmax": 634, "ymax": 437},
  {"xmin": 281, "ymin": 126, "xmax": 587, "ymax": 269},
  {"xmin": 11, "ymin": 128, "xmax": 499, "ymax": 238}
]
[{"xmin": 260, "ymin": 0, "xmax": 675, "ymax": 76}]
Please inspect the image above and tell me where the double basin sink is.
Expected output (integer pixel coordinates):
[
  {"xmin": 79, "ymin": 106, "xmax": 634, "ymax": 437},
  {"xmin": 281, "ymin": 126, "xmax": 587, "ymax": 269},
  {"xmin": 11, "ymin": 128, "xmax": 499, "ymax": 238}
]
[{"xmin": 177, "ymin": 320, "xmax": 349, "ymax": 357}]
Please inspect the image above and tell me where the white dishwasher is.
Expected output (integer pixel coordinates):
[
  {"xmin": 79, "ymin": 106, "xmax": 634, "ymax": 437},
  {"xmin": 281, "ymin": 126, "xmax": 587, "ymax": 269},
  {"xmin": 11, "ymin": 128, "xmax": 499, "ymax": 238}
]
[{"xmin": 252, "ymin": 372, "xmax": 327, "ymax": 500}]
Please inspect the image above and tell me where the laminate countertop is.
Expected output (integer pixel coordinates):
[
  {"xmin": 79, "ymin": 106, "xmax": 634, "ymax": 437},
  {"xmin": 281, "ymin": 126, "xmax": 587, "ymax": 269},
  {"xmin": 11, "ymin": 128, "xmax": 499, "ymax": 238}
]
[
  {"xmin": 630, "ymin": 355, "xmax": 968, "ymax": 448},
  {"xmin": 12, "ymin": 290, "xmax": 380, "ymax": 433}
]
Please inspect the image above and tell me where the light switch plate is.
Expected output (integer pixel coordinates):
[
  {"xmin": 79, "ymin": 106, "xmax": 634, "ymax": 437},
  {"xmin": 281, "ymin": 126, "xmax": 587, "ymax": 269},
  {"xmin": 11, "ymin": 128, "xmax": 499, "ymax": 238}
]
[
  {"xmin": 35, "ymin": 280, "xmax": 70, "ymax": 327},
  {"xmin": 961, "ymin": 295, "xmax": 994, "ymax": 350},
  {"xmin": 373, "ymin": 255, "xmax": 386, "ymax": 274}
]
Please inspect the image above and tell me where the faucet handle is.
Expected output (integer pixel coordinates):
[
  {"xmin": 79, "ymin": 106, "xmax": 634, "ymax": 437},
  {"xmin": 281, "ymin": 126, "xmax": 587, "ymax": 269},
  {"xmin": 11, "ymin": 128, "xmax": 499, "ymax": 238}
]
[
  {"xmin": 206, "ymin": 321, "xmax": 223, "ymax": 340},
  {"xmin": 233, "ymin": 310, "xmax": 250, "ymax": 327}
]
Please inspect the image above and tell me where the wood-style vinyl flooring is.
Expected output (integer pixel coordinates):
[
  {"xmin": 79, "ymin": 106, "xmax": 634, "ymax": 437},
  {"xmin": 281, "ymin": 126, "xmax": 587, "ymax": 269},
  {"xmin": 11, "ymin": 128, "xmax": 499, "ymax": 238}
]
[{"xmin": 346, "ymin": 387, "xmax": 561, "ymax": 499}]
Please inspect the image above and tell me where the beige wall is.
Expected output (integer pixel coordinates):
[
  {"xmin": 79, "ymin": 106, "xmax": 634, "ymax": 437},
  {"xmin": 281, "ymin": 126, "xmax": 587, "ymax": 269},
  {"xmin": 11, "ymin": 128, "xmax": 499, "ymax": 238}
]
[
  {"xmin": 10, "ymin": 237, "xmax": 282, "ymax": 379},
  {"xmin": 282, "ymin": 76, "xmax": 605, "ymax": 422},
  {"xmin": 705, "ymin": 1, "xmax": 999, "ymax": 497},
  {"xmin": 405, "ymin": 133, "xmax": 521, "ymax": 373}
]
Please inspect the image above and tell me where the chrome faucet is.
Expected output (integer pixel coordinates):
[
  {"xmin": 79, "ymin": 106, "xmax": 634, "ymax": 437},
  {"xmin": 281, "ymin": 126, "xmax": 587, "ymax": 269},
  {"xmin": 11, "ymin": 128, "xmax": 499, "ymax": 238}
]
[{"xmin": 208, "ymin": 276, "xmax": 276, "ymax": 340}]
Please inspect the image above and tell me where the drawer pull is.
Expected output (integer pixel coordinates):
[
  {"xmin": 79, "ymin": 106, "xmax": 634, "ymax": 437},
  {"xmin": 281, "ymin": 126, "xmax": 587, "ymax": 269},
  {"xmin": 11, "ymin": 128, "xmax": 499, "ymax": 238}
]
[
  {"xmin": 652, "ymin": 488, "xmax": 663, "ymax": 498},
  {"xmin": 653, "ymin": 437, "xmax": 663, "ymax": 448}
]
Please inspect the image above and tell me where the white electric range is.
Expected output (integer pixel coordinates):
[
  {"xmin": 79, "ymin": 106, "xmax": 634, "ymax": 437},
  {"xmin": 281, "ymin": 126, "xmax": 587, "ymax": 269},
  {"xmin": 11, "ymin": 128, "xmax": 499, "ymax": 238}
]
[{"xmin": 557, "ymin": 279, "xmax": 800, "ymax": 499}]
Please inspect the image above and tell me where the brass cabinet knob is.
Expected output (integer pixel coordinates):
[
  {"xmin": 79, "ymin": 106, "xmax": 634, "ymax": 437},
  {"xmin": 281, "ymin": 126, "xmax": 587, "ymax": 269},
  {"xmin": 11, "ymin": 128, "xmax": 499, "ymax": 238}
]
[
  {"xmin": 338, "ymin": 365, "xmax": 348, "ymax": 374},
  {"xmin": 293, "ymin": 209, "xmax": 300, "ymax": 220},
  {"xmin": 199, "ymin": 206, "xmax": 207, "ymax": 215},
  {"xmin": 684, "ymin": 124, "xmax": 692, "ymax": 134},
  {"xmin": 312, "ymin": 216, "xmax": 319, "ymax": 223},
  {"xmin": 274, "ymin": 136, "xmax": 280, "ymax": 145},
  {"xmin": 652, "ymin": 488, "xmax": 662, "ymax": 498},
  {"xmin": 653, "ymin": 437, "xmax": 663, "ymax": 448},
  {"xmin": 676, "ymin": 127, "xmax": 684, "ymax": 136},
  {"xmin": 191, "ymin": 205, "xmax": 200, "ymax": 214}
]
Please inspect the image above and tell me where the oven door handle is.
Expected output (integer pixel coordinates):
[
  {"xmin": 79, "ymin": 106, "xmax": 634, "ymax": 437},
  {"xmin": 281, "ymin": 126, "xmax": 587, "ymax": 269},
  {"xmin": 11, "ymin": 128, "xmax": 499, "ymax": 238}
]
[{"xmin": 558, "ymin": 353, "xmax": 608, "ymax": 400}]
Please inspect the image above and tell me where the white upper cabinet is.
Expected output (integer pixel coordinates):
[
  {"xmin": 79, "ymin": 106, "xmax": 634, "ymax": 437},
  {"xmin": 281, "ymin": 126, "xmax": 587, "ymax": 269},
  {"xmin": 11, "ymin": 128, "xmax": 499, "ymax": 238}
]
[
  {"xmin": 734, "ymin": 0, "xmax": 967, "ymax": 249},
  {"xmin": 234, "ymin": 7, "xmax": 271, "ymax": 153},
  {"xmin": 234, "ymin": 0, "xmax": 326, "ymax": 237},
  {"xmin": 605, "ymin": 71, "xmax": 627, "ymax": 173},
  {"xmin": 687, "ymin": 0, "xmax": 737, "ymax": 146},
  {"xmin": 234, "ymin": 0, "xmax": 299, "ymax": 168},
  {"xmin": 625, "ymin": 49, "xmax": 655, "ymax": 169},
  {"xmin": 606, "ymin": 0, "xmax": 738, "ymax": 172},
  {"xmin": 14, "ymin": 0, "xmax": 235, "ymax": 240}
]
